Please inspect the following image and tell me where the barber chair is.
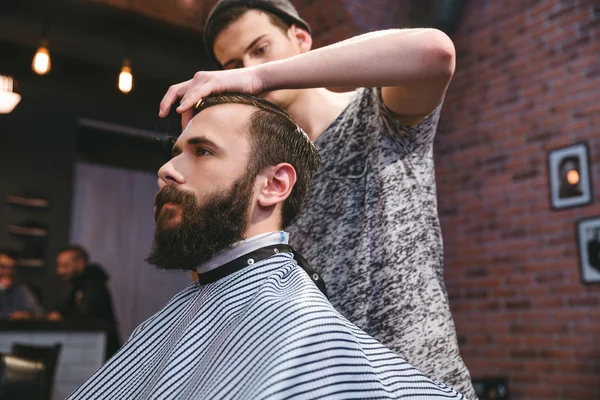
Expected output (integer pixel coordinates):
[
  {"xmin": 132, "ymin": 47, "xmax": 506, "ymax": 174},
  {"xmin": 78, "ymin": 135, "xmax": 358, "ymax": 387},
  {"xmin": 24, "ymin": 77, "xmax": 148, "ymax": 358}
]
[
  {"xmin": 11, "ymin": 343, "xmax": 61, "ymax": 400},
  {"xmin": 0, "ymin": 353, "xmax": 45, "ymax": 400}
]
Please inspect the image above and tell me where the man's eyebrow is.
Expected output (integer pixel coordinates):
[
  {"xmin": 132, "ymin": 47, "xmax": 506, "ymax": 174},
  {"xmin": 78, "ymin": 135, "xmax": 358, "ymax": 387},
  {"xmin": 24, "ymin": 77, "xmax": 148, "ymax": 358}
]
[
  {"xmin": 172, "ymin": 136, "xmax": 222, "ymax": 156},
  {"xmin": 223, "ymin": 34, "xmax": 269, "ymax": 69}
]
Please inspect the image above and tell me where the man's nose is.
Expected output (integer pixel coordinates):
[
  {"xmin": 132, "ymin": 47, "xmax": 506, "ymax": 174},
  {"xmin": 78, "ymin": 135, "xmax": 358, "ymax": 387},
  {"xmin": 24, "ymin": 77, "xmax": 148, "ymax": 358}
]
[{"xmin": 158, "ymin": 161, "xmax": 185, "ymax": 187}]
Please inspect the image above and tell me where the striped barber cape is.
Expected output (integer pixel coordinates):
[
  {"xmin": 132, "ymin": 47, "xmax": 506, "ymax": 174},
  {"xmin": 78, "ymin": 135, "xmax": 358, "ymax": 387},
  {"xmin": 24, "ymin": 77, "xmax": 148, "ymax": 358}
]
[{"xmin": 67, "ymin": 248, "xmax": 466, "ymax": 399}]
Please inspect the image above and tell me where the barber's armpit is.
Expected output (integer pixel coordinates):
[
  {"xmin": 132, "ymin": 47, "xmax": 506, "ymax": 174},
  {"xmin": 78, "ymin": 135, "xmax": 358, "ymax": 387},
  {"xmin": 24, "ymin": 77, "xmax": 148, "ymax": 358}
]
[
  {"xmin": 387, "ymin": 108, "xmax": 429, "ymax": 127},
  {"xmin": 376, "ymin": 87, "xmax": 440, "ymax": 128},
  {"xmin": 371, "ymin": 87, "xmax": 443, "ymax": 155}
]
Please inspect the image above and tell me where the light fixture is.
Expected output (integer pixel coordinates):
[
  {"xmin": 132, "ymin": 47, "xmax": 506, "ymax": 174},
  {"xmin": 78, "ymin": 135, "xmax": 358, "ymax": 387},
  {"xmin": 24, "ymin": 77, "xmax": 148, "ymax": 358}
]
[
  {"xmin": 567, "ymin": 169, "xmax": 580, "ymax": 185},
  {"xmin": 119, "ymin": 58, "xmax": 133, "ymax": 94},
  {"xmin": 32, "ymin": 40, "xmax": 51, "ymax": 75},
  {"xmin": 0, "ymin": 75, "xmax": 21, "ymax": 114}
]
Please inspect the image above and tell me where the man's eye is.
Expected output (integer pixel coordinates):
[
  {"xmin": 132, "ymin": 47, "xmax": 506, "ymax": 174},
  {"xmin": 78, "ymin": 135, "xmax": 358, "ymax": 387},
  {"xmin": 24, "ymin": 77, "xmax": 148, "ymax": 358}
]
[{"xmin": 196, "ymin": 148, "xmax": 211, "ymax": 156}]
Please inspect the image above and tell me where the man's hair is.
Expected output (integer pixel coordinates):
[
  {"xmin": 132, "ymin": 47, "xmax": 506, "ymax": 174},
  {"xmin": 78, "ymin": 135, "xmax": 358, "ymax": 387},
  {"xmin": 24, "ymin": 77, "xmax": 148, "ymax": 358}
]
[
  {"xmin": 58, "ymin": 245, "xmax": 90, "ymax": 264},
  {"xmin": 195, "ymin": 93, "xmax": 321, "ymax": 227}
]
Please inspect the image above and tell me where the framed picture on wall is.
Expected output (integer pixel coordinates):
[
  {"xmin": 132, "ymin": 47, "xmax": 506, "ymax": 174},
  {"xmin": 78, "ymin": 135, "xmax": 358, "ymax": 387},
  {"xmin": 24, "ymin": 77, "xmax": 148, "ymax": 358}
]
[
  {"xmin": 548, "ymin": 143, "xmax": 592, "ymax": 210},
  {"xmin": 576, "ymin": 216, "xmax": 600, "ymax": 284}
]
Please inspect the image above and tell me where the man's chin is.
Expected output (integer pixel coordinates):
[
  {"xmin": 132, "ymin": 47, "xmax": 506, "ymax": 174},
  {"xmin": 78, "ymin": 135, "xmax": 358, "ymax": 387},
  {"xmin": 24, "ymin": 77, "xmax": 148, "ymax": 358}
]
[
  {"xmin": 156, "ymin": 205, "xmax": 184, "ymax": 225},
  {"xmin": 156, "ymin": 215, "xmax": 186, "ymax": 233},
  {"xmin": 159, "ymin": 218, "xmax": 184, "ymax": 232}
]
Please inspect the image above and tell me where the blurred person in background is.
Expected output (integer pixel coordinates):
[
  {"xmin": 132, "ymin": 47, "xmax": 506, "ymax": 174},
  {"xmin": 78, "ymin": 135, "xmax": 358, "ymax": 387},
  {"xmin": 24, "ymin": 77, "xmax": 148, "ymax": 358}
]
[
  {"xmin": 0, "ymin": 249, "xmax": 44, "ymax": 319},
  {"xmin": 48, "ymin": 245, "xmax": 120, "ymax": 359}
]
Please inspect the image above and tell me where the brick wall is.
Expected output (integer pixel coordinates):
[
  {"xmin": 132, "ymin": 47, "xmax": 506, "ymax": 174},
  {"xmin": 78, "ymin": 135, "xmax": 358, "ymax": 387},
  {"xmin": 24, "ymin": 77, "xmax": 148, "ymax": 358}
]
[
  {"xmin": 298, "ymin": 0, "xmax": 600, "ymax": 395},
  {"xmin": 288, "ymin": 0, "xmax": 600, "ymax": 398},
  {"xmin": 436, "ymin": 1, "xmax": 600, "ymax": 399},
  {"xmin": 294, "ymin": 0, "xmax": 355, "ymax": 48}
]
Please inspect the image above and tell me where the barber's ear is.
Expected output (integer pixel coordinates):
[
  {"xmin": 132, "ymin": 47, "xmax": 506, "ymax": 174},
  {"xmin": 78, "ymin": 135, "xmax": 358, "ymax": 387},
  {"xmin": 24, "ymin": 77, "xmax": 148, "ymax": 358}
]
[
  {"xmin": 288, "ymin": 24, "xmax": 312, "ymax": 53},
  {"xmin": 256, "ymin": 163, "xmax": 296, "ymax": 208}
]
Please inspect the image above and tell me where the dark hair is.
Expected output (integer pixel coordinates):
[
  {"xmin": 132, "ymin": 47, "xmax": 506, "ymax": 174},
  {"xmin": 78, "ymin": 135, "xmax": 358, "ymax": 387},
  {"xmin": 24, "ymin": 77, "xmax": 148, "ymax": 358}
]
[
  {"xmin": 58, "ymin": 245, "xmax": 90, "ymax": 264},
  {"xmin": 205, "ymin": 5, "xmax": 290, "ymax": 66},
  {"xmin": 195, "ymin": 93, "xmax": 321, "ymax": 227}
]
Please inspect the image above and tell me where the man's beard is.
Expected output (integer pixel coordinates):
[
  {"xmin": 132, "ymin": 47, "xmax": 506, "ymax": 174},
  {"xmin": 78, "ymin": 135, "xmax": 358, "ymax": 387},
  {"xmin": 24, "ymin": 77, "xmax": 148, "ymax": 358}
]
[{"xmin": 146, "ymin": 173, "xmax": 256, "ymax": 271}]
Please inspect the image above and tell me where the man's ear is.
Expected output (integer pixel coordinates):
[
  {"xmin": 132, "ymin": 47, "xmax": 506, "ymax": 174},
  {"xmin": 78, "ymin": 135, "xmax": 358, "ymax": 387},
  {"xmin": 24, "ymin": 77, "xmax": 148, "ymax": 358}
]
[
  {"xmin": 288, "ymin": 24, "xmax": 312, "ymax": 53},
  {"xmin": 76, "ymin": 258, "xmax": 86, "ymax": 271},
  {"xmin": 256, "ymin": 163, "xmax": 296, "ymax": 208}
]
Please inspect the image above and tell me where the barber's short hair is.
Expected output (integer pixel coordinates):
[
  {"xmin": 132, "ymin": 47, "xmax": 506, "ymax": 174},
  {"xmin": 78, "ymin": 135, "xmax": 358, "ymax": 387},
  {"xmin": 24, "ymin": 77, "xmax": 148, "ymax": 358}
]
[
  {"xmin": 194, "ymin": 93, "xmax": 321, "ymax": 227},
  {"xmin": 58, "ymin": 245, "xmax": 90, "ymax": 264},
  {"xmin": 207, "ymin": 5, "xmax": 290, "ymax": 41}
]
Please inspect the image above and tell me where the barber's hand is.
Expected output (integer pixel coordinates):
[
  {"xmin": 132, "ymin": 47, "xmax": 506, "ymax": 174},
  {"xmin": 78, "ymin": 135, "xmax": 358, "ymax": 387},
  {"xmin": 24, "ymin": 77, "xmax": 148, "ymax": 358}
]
[{"xmin": 159, "ymin": 67, "xmax": 265, "ymax": 129}]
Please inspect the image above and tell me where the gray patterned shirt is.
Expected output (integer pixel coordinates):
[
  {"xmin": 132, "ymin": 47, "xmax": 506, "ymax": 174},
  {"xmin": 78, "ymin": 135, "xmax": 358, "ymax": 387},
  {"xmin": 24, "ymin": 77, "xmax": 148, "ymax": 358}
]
[{"xmin": 288, "ymin": 87, "xmax": 477, "ymax": 399}]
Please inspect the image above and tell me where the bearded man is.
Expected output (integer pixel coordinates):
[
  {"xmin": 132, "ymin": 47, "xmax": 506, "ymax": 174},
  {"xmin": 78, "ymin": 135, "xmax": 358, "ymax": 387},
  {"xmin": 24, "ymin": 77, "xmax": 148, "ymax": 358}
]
[{"xmin": 68, "ymin": 93, "xmax": 465, "ymax": 400}]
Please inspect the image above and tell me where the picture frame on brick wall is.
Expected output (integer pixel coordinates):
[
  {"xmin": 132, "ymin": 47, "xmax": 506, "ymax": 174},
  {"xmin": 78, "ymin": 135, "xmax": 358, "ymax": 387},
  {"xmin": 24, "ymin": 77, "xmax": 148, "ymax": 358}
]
[
  {"xmin": 576, "ymin": 216, "xmax": 600, "ymax": 284},
  {"xmin": 548, "ymin": 143, "xmax": 592, "ymax": 210}
]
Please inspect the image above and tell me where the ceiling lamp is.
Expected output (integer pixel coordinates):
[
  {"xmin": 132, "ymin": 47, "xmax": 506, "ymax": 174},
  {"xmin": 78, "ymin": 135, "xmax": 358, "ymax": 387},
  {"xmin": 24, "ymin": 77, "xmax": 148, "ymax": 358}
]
[
  {"xmin": 119, "ymin": 58, "xmax": 133, "ymax": 94},
  {"xmin": 32, "ymin": 40, "xmax": 51, "ymax": 75},
  {"xmin": 0, "ymin": 75, "xmax": 21, "ymax": 114}
]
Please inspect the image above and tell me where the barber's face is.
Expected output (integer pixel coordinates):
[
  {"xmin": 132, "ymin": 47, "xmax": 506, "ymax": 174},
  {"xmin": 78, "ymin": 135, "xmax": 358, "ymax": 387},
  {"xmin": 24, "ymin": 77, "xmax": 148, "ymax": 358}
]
[{"xmin": 213, "ymin": 9, "xmax": 311, "ymax": 107}]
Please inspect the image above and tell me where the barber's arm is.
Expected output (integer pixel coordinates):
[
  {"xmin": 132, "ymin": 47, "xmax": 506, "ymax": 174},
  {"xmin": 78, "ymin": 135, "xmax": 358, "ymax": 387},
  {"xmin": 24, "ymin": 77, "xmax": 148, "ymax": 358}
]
[
  {"xmin": 259, "ymin": 29, "xmax": 455, "ymax": 125},
  {"xmin": 159, "ymin": 28, "xmax": 455, "ymax": 127}
]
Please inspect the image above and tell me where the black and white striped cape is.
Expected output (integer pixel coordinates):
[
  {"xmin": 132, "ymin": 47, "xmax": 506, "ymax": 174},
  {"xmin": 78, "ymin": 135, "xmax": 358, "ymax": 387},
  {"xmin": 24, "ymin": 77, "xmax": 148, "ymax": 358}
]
[{"xmin": 68, "ymin": 251, "xmax": 466, "ymax": 400}]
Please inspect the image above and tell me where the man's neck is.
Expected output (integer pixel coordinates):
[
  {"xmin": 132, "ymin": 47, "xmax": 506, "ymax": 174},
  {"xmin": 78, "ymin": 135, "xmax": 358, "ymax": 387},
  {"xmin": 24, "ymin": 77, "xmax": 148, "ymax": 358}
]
[
  {"xmin": 196, "ymin": 231, "xmax": 289, "ymax": 275},
  {"xmin": 284, "ymin": 88, "xmax": 355, "ymax": 142}
]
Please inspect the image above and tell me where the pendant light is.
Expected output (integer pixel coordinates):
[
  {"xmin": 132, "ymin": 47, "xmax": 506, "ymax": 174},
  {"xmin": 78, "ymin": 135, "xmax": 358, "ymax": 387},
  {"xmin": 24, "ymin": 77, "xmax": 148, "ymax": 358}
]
[
  {"xmin": 32, "ymin": 39, "xmax": 51, "ymax": 75},
  {"xmin": 0, "ymin": 75, "xmax": 21, "ymax": 114},
  {"xmin": 119, "ymin": 58, "xmax": 133, "ymax": 94}
]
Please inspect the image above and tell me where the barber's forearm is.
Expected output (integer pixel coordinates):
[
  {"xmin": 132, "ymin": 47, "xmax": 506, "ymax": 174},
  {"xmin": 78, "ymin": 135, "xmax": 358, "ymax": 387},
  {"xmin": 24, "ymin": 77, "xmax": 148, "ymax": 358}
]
[{"xmin": 258, "ymin": 29, "xmax": 455, "ymax": 91}]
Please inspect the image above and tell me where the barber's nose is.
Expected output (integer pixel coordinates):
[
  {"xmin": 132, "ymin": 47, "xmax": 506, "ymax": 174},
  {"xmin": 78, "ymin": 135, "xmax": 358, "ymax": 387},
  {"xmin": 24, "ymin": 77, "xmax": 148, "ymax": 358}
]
[{"xmin": 158, "ymin": 161, "xmax": 185, "ymax": 187}]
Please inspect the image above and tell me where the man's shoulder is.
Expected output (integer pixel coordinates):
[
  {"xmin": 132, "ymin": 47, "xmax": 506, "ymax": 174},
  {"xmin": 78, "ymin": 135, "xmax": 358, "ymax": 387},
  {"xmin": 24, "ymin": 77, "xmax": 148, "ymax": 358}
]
[
  {"xmin": 256, "ymin": 264, "xmax": 346, "ymax": 322},
  {"xmin": 128, "ymin": 282, "xmax": 199, "ymax": 339},
  {"xmin": 7, "ymin": 283, "xmax": 29, "ymax": 298}
]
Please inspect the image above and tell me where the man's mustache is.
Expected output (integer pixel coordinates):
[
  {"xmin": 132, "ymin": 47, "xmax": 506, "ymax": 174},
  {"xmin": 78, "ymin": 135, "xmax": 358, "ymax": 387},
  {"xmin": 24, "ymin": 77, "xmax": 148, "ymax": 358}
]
[{"xmin": 154, "ymin": 186, "xmax": 196, "ymax": 215}]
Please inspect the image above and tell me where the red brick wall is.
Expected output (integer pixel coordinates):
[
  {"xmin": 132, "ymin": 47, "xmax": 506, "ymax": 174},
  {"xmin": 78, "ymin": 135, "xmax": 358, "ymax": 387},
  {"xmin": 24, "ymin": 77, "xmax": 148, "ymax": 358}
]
[
  {"xmin": 436, "ymin": 1, "xmax": 600, "ymax": 399},
  {"xmin": 301, "ymin": 0, "xmax": 600, "ymax": 398},
  {"xmin": 292, "ymin": 0, "xmax": 356, "ymax": 48}
]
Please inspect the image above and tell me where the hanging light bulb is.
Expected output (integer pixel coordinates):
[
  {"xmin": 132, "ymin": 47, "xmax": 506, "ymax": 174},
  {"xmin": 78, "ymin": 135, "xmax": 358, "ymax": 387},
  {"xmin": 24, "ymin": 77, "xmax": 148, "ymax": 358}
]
[
  {"xmin": 0, "ymin": 75, "xmax": 21, "ymax": 114},
  {"xmin": 119, "ymin": 59, "xmax": 133, "ymax": 94},
  {"xmin": 32, "ymin": 40, "xmax": 51, "ymax": 75}
]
